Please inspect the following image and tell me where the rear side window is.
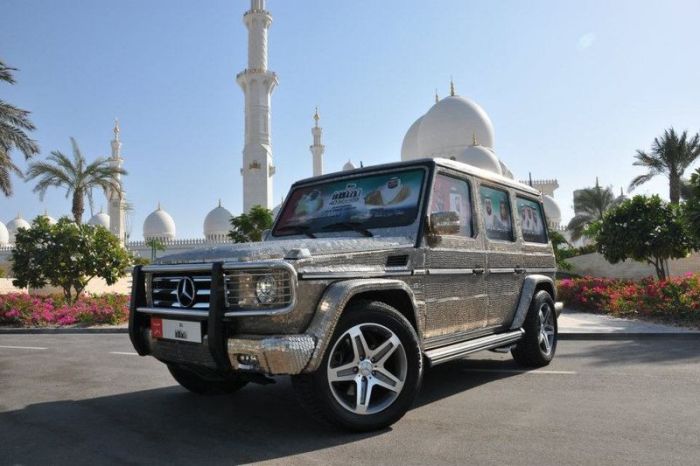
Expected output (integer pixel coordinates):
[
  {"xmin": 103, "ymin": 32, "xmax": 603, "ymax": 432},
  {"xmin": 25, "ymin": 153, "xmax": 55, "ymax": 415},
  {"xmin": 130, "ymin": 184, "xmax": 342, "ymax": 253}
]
[
  {"xmin": 430, "ymin": 174, "xmax": 474, "ymax": 237},
  {"xmin": 516, "ymin": 196, "xmax": 548, "ymax": 243},
  {"xmin": 479, "ymin": 185, "xmax": 513, "ymax": 241}
]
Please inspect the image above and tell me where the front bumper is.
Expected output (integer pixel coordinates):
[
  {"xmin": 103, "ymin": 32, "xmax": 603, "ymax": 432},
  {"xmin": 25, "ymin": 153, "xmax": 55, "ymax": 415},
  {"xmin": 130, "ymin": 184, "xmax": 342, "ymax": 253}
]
[
  {"xmin": 129, "ymin": 264, "xmax": 317, "ymax": 376},
  {"xmin": 228, "ymin": 334, "xmax": 316, "ymax": 374}
]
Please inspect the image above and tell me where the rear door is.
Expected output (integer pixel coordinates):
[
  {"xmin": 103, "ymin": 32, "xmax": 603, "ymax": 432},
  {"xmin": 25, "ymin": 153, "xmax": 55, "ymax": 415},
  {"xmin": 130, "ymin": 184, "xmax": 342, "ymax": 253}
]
[{"xmin": 478, "ymin": 183, "xmax": 524, "ymax": 327}]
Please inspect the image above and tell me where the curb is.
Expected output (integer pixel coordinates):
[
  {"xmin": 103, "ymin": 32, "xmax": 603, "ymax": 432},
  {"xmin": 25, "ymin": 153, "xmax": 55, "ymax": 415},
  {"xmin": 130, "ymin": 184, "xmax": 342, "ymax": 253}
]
[
  {"xmin": 559, "ymin": 332, "xmax": 700, "ymax": 340},
  {"xmin": 0, "ymin": 327, "xmax": 128, "ymax": 335}
]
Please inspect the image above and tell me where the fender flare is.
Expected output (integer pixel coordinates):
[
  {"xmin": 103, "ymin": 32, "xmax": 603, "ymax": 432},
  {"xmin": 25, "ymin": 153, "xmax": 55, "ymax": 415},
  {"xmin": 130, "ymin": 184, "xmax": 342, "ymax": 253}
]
[
  {"xmin": 303, "ymin": 278, "xmax": 421, "ymax": 372},
  {"xmin": 509, "ymin": 274, "xmax": 556, "ymax": 330}
]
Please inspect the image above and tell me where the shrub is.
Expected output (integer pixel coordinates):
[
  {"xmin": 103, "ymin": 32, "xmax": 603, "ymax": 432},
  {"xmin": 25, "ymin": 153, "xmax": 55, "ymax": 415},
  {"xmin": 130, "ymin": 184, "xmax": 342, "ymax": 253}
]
[
  {"xmin": 0, "ymin": 293, "xmax": 129, "ymax": 327},
  {"xmin": 558, "ymin": 274, "xmax": 700, "ymax": 326}
]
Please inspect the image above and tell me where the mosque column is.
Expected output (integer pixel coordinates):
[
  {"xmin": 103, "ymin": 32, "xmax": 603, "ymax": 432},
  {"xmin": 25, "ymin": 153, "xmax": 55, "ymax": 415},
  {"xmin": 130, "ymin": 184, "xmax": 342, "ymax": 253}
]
[
  {"xmin": 237, "ymin": 0, "xmax": 277, "ymax": 212},
  {"xmin": 108, "ymin": 119, "xmax": 126, "ymax": 243},
  {"xmin": 310, "ymin": 107, "xmax": 325, "ymax": 177}
]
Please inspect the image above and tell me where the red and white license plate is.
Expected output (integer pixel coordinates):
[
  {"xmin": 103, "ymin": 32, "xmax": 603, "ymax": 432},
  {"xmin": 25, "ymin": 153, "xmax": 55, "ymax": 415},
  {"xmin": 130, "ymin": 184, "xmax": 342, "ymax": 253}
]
[{"xmin": 151, "ymin": 317, "xmax": 202, "ymax": 343}]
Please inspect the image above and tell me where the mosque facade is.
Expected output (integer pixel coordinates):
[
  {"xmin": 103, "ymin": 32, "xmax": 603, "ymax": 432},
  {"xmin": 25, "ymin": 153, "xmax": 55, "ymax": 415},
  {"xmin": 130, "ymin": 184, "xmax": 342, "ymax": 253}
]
[{"xmin": 0, "ymin": 0, "xmax": 565, "ymax": 262}]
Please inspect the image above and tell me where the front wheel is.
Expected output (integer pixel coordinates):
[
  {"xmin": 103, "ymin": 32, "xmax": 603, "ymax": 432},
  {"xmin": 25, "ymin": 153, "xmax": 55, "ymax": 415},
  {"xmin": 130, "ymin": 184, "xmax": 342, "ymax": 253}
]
[
  {"xmin": 511, "ymin": 290, "xmax": 557, "ymax": 367},
  {"xmin": 293, "ymin": 300, "xmax": 423, "ymax": 432},
  {"xmin": 168, "ymin": 364, "xmax": 248, "ymax": 395}
]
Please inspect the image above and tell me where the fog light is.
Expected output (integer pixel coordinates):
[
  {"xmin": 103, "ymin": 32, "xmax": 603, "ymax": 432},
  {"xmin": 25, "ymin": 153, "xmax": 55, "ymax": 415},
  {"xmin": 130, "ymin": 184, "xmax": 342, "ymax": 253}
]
[{"xmin": 237, "ymin": 354, "xmax": 259, "ymax": 366}]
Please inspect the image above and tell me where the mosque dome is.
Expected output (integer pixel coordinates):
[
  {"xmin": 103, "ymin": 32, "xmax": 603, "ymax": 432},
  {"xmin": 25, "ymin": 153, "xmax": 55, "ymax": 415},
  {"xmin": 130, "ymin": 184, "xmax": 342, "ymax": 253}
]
[
  {"xmin": 542, "ymin": 195, "xmax": 562, "ymax": 227},
  {"xmin": 143, "ymin": 204, "xmax": 176, "ymax": 241},
  {"xmin": 400, "ymin": 116, "xmax": 424, "ymax": 160},
  {"xmin": 203, "ymin": 201, "xmax": 233, "ymax": 242},
  {"xmin": 88, "ymin": 211, "xmax": 110, "ymax": 229},
  {"xmin": 343, "ymin": 160, "xmax": 356, "ymax": 171},
  {"xmin": 402, "ymin": 94, "xmax": 495, "ymax": 162},
  {"xmin": 7, "ymin": 215, "xmax": 31, "ymax": 244},
  {"xmin": 41, "ymin": 214, "xmax": 57, "ymax": 225},
  {"xmin": 455, "ymin": 144, "xmax": 502, "ymax": 175},
  {"xmin": 0, "ymin": 221, "xmax": 9, "ymax": 246}
]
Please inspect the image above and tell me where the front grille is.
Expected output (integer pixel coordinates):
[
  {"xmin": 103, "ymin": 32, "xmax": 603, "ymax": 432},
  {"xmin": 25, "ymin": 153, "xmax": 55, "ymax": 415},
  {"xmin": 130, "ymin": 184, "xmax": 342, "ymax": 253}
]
[
  {"xmin": 224, "ymin": 269, "xmax": 293, "ymax": 310},
  {"xmin": 150, "ymin": 274, "xmax": 211, "ymax": 310}
]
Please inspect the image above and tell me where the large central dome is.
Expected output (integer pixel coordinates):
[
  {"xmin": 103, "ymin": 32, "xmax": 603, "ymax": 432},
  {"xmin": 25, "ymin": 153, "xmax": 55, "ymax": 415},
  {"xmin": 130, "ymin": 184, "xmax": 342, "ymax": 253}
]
[{"xmin": 401, "ymin": 95, "xmax": 495, "ymax": 161}]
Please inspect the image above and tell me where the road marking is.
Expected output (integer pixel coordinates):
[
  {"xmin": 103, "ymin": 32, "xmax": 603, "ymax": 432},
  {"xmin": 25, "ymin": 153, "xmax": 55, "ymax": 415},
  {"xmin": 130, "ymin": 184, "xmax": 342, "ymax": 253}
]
[
  {"xmin": 0, "ymin": 345, "xmax": 48, "ymax": 350},
  {"xmin": 110, "ymin": 351, "xmax": 138, "ymax": 356},
  {"xmin": 462, "ymin": 369, "xmax": 577, "ymax": 375}
]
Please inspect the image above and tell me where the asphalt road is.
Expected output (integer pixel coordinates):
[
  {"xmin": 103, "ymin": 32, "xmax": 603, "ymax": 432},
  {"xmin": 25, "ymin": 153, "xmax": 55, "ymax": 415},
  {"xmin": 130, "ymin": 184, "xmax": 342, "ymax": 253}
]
[{"xmin": 1, "ymin": 334, "xmax": 699, "ymax": 466}]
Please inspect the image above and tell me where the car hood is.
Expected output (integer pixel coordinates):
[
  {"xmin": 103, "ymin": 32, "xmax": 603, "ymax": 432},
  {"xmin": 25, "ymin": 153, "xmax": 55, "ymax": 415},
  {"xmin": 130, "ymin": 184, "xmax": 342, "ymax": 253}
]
[{"xmin": 154, "ymin": 236, "xmax": 413, "ymax": 264}]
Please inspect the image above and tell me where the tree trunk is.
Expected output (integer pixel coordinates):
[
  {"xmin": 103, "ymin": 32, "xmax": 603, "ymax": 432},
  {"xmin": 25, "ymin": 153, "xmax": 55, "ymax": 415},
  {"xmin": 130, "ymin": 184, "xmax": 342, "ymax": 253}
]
[
  {"xmin": 72, "ymin": 188, "xmax": 84, "ymax": 224},
  {"xmin": 669, "ymin": 174, "xmax": 681, "ymax": 205}
]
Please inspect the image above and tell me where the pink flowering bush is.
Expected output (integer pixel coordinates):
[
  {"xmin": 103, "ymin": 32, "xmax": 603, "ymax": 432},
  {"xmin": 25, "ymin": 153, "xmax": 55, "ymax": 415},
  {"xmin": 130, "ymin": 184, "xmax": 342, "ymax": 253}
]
[
  {"xmin": 558, "ymin": 274, "xmax": 700, "ymax": 327},
  {"xmin": 0, "ymin": 293, "xmax": 129, "ymax": 327}
]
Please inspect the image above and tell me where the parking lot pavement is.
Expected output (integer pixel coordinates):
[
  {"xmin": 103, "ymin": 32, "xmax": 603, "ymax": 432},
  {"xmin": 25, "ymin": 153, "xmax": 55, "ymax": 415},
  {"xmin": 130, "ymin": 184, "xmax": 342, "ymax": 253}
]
[{"xmin": 1, "ymin": 334, "xmax": 699, "ymax": 466}]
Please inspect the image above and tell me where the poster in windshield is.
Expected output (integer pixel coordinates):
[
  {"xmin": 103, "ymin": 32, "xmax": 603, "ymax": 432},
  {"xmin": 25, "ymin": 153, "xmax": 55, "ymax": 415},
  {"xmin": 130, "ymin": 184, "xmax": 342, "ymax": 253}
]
[{"xmin": 274, "ymin": 169, "xmax": 425, "ymax": 236}]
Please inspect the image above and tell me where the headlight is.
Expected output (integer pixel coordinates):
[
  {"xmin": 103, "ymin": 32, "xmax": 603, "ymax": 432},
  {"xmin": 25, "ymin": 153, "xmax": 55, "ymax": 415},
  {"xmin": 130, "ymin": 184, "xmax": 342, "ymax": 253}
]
[{"xmin": 255, "ymin": 275, "xmax": 277, "ymax": 304}]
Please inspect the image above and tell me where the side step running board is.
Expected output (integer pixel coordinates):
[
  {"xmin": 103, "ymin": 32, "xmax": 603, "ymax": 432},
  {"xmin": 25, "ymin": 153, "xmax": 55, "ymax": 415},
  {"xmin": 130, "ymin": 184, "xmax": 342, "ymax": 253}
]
[{"xmin": 424, "ymin": 329, "xmax": 525, "ymax": 366}]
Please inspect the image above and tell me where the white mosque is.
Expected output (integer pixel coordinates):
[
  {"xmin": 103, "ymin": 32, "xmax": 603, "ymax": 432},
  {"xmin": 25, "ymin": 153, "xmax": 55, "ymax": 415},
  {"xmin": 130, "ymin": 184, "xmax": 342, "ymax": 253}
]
[{"xmin": 0, "ymin": 0, "xmax": 564, "ymax": 260}]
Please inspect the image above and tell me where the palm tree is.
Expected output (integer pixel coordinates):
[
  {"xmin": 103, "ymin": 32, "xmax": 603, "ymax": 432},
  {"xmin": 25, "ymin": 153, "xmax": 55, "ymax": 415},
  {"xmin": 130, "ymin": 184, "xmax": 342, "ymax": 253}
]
[
  {"xmin": 0, "ymin": 60, "xmax": 40, "ymax": 196},
  {"xmin": 629, "ymin": 128, "xmax": 700, "ymax": 204},
  {"xmin": 566, "ymin": 181, "xmax": 618, "ymax": 241},
  {"xmin": 228, "ymin": 205, "xmax": 273, "ymax": 243},
  {"xmin": 26, "ymin": 138, "xmax": 126, "ymax": 224}
]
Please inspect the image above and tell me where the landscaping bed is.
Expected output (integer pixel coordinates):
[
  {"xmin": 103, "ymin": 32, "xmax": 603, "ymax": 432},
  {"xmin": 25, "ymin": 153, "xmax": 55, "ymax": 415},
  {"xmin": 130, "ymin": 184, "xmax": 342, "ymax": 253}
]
[
  {"xmin": 558, "ymin": 274, "xmax": 700, "ymax": 329},
  {"xmin": 0, "ymin": 293, "xmax": 129, "ymax": 328}
]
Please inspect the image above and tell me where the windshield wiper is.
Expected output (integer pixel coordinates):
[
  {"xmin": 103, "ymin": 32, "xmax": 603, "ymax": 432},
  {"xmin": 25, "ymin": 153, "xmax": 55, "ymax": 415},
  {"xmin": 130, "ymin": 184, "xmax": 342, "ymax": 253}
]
[
  {"xmin": 275, "ymin": 224, "xmax": 316, "ymax": 238},
  {"xmin": 319, "ymin": 221, "xmax": 374, "ymax": 237}
]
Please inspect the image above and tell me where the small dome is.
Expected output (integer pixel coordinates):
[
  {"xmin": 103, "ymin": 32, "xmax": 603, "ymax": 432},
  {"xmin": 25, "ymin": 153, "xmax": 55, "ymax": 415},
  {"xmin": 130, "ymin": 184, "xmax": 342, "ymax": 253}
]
[
  {"xmin": 88, "ymin": 212, "xmax": 110, "ymax": 229},
  {"xmin": 343, "ymin": 159, "xmax": 356, "ymax": 171},
  {"xmin": 499, "ymin": 160, "xmax": 514, "ymax": 179},
  {"xmin": 0, "ymin": 221, "xmax": 9, "ymax": 246},
  {"xmin": 42, "ymin": 215, "xmax": 57, "ymax": 225},
  {"xmin": 543, "ymin": 195, "xmax": 562, "ymax": 227},
  {"xmin": 143, "ymin": 204, "xmax": 176, "ymax": 241},
  {"xmin": 455, "ymin": 145, "xmax": 502, "ymax": 175},
  {"xmin": 203, "ymin": 201, "xmax": 233, "ymax": 242},
  {"xmin": 7, "ymin": 214, "xmax": 31, "ymax": 244},
  {"xmin": 413, "ymin": 95, "xmax": 495, "ymax": 159},
  {"xmin": 400, "ymin": 115, "xmax": 424, "ymax": 160}
]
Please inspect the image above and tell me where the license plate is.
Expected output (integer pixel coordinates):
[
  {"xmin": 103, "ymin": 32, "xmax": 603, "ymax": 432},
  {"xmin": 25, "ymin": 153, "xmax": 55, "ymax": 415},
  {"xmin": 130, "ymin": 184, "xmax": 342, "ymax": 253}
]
[{"xmin": 151, "ymin": 317, "xmax": 202, "ymax": 343}]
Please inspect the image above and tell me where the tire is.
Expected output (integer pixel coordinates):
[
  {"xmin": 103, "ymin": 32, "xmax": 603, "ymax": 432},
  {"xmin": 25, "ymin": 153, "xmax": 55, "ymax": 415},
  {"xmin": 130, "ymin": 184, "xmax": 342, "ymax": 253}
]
[
  {"xmin": 511, "ymin": 290, "xmax": 557, "ymax": 367},
  {"xmin": 168, "ymin": 364, "xmax": 248, "ymax": 395},
  {"xmin": 292, "ymin": 300, "xmax": 423, "ymax": 432}
]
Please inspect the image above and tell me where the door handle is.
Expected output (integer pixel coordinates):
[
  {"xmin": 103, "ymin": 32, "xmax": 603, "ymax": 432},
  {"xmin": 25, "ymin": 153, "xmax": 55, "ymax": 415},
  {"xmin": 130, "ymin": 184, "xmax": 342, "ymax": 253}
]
[{"xmin": 472, "ymin": 268, "xmax": 485, "ymax": 275}]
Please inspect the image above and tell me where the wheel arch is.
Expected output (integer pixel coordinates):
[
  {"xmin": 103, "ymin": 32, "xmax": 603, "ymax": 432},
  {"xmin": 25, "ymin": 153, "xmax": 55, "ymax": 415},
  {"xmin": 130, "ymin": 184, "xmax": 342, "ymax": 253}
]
[
  {"xmin": 302, "ymin": 279, "xmax": 422, "ymax": 372},
  {"xmin": 509, "ymin": 274, "xmax": 556, "ymax": 330}
]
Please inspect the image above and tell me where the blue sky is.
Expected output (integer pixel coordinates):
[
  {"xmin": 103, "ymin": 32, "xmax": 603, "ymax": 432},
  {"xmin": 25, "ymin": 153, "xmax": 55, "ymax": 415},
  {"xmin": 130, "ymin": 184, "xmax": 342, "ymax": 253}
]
[{"xmin": 3, "ymin": 0, "xmax": 699, "ymax": 240}]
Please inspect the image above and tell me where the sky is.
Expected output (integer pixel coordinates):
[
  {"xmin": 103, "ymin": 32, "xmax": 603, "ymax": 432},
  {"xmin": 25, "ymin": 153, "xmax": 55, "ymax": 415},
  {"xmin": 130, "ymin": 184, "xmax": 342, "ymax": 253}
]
[{"xmin": 2, "ymin": 0, "xmax": 700, "ymax": 240}]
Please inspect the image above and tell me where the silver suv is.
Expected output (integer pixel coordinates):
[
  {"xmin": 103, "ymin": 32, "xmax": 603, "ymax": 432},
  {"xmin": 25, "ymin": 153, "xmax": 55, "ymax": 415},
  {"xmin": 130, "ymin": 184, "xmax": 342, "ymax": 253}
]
[{"xmin": 129, "ymin": 158, "xmax": 560, "ymax": 431}]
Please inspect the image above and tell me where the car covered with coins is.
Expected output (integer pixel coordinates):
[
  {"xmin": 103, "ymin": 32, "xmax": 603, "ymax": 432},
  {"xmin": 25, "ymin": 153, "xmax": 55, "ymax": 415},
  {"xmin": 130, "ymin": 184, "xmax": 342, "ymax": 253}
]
[{"xmin": 129, "ymin": 158, "xmax": 561, "ymax": 431}]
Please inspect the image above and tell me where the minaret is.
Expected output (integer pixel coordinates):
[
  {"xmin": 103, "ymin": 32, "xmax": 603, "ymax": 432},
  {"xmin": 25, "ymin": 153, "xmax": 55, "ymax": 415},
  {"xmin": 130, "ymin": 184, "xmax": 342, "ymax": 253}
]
[
  {"xmin": 237, "ymin": 0, "xmax": 278, "ymax": 212},
  {"xmin": 310, "ymin": 107, "xmax": 324, "ymax": 177},
  {"xmin": 108, "ymin": 119, "xmax": 126, "ymax": 243}
]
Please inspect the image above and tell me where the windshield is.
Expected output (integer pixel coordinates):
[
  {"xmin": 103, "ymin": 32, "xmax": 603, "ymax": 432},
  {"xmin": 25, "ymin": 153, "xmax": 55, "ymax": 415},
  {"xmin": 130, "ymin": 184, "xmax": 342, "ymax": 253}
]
[{"xmin": 273, "ymin": 168, "xmax": 426, "ymax": 237}]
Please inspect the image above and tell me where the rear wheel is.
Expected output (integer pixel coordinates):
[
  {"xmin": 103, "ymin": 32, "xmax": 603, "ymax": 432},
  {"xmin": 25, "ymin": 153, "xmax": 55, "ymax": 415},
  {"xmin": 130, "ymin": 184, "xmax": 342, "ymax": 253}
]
[
  {"xmin": 511, "ymin": 290, "xmax": 557, "ymax": 367},
  {"xmin": 293, "ymin": 300, "xmax": 422, "ymax": 432},
  {"xmin": 168, "ymin": 364, "xmax": 248, "ymax": 395}
]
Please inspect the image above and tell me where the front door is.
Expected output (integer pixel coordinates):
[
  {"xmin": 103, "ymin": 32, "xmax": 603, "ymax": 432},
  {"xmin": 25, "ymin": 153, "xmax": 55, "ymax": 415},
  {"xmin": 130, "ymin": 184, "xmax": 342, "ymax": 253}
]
[{"xmin": 422, "ymin": 172, "xmax": 488, "ymax": 341}]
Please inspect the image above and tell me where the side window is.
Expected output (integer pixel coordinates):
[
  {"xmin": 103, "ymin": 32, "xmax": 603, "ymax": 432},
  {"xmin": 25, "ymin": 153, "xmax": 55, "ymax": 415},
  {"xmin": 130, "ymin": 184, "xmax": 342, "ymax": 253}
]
[
  {"xmin": 516, "ymin": 196, "xmax": 548, "ymax": 243},
  {"xmin": 479, "ymin": 185, "xmax": 514, "ymax": 241},
  {"xmin": 430, "ymin": 173, "xmax": 474, "ymax": 237}
]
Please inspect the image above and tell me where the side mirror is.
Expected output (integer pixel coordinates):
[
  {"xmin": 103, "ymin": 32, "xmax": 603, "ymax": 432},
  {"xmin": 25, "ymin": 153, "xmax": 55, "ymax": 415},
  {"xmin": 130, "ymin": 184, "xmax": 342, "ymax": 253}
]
[{"xmin": 428, "ymin": 211, "xmax": 461, "ymax": 236}]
